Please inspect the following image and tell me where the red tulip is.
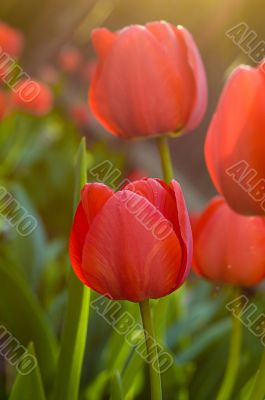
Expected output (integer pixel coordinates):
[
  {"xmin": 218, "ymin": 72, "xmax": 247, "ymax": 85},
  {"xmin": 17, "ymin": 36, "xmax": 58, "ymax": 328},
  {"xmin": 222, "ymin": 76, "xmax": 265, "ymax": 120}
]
[
  {"xmin": 39, "ymin": 65, "xmax": 59, "ymax": 85},
  {"xmin": 189, "ymin": 211, "xmax": 200, "ymax": 233},
  {"xmin": 127, "ymin": 169, "xmax": 148, "ymax": 182},
  {"xmin": 205, "ymin": 62, "xmax": 265, "ymax": 216},
  {"xmin": 69, "ymin": 178, "xmax": 192, "ymax": 302},
  {"xmin": 58, "ymin": 45, "xmax": 82, "ymax": 73},
  {"xmin": 70, "ymin": 104, "xmax": 90, "ymax": 126},
  {"xmin": 0, "ymin": 21, "xmax": 24, "ymax": 58},
  {"xmin": 89, "ymin": 21, "xmax": 207, "ymax": 139},
  {"xmin": 11, "ymin": 80, "xmax": 53, "ymax": 116},
  {"xmin": 193, "ymin": 196, "xmax": 265, "ymax": 286}
]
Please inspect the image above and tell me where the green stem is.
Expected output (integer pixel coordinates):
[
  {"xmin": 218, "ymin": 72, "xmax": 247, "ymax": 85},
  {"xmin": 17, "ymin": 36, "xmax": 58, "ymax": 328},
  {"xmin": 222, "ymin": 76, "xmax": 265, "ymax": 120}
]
[
  {"xmin": 156, "ymin": 136, "xmax": 174, "ymax": 183},
  {"xmin": 216, "ymin": 295, "xmax": 243, "ymax": 400},
  {"xmin": 248, "ymin": 346, "xmax": 265, "ymax": 400},
  {"xmin": 139, "ymin": 299, "xmax": 162, "ymax": 400},
  {"xmin": 156, "ymin": 135, "xmax": 186, "ymax": 322}
]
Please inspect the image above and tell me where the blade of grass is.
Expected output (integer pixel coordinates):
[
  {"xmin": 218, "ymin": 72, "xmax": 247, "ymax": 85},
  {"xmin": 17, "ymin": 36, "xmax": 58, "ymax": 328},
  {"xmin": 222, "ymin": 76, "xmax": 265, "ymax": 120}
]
[
  {"xmin": 9, "ymin": 343, "xmax": 46, "ymax": 400},
  {"xmin": 110, "ymin": 370, "xmax": 124, "ymax": 400},
  {"xmin": 0, "ymin": 257, "xmax": 57, "ymax": 387}
]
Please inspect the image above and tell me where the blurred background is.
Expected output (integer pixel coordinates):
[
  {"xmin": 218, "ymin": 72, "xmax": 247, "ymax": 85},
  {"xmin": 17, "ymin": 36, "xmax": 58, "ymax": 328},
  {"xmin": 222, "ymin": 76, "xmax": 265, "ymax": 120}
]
[
  {"xmin": 0, "ymin": 1, "xmax": 265, "ymax": 399},
  {"xmin": 1, "ymin": 0, "xmax": 265, "ymax": 209}
]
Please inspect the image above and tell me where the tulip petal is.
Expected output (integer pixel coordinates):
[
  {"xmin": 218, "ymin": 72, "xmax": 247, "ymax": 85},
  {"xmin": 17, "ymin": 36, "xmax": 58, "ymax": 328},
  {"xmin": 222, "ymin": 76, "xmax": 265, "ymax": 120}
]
[
  {"xmin": 170, "ymin": 180, "xmax": 193, "ymax": 285},
  {"xmin": 69, "ymin": 202, "xmax": 90, "ymax": 284},
  {"xmin": 258, "ymin": 59, "xmax": 265, "ymax": 74},
  {"xmin": 124, "ymin": 178, "xmax": 179, "ymax": 233},
  {"xmin": 205, "ymin": 65, "xmax": 265, "ymax": 215},
  {"xmin": 91, "ymin": 28, "xmax": 117, "ymax": 59},
  {"xmin": 125, "ymin": 178, "xmax": 193, "ymax": 285},
  {"xmin": 215, "ymin": 66, "xmax": 261, "ymax": 154},
  {"xmin": 81, "ymin": 183, "xmax": 113, "ymax": 225},
  {"xmin": 177, "ymin": 26, "xmax": 208, "ymax": 131},
  {"xmin": 90, "ymin": 25, "xmax": 190, "ymax": 138},
  {"xmin": 192, "ymin": 196, "xmax": 223, "ymax": 276},
  {"xmin": 81, "ymin": 190, "xmax": 183, "ymax": 301},
  {"xmin": 193, "ymin": 197, "xmax": 265, "ymax": 286},
  {"xmin": 146, "ymin": 22, "xmax": 195, "ymax": 124}
]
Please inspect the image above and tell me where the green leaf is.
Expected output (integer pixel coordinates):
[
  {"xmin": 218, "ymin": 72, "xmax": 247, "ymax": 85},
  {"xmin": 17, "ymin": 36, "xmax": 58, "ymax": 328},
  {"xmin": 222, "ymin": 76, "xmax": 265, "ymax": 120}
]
[
  {"xmin": 0, "ymin": 114, "xmax": 54, "ymax": 175},
  {"xmin": 176, "ymin": 319, "xmax": 231, "ymax": 364},
  {"xmin": 166, "ymin": 295, "xmax": 226, "ymax": 348},
  {"xmin": 4, "ymin": 183, "xmax": 47, "ymax": 290},
  {"xmin": 190, "ymin": 339, "xmax": 228, "ymax": 400},
  {"xmin": 0, "ymin": 257, "xmax": 57, "ymax": 387},
  {"xmin": 82, "ymin": 371, "xmax": 109, "ymax": 400},
  {"xmin": 122, "ymin": 349, "xmax": 143, "ymax": 397},
  {"xmin": 240, "ymin": 374, "xmax": 256, "ymax": 399},
  {"xmin": 52, "ymin": 138, "xmax": 90, "ymax": 400},
  {"xmin": 110, "ymin": 371, "xmax": 124, "ymax": 400},
  {"xmin": 9, "ymin": 343, "xmax": 46, "ymax": 400}
]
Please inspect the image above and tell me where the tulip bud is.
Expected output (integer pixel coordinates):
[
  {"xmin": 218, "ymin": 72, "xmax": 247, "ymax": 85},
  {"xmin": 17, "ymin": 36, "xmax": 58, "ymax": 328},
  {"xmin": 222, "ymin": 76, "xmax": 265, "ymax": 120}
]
[
  {"xmin": 89, "ymin": 21, "xmax": 207, "ymax": 139},
  {"xmin": 11, "ymin": 80, "xmax": 53, "ymax": 116},
  {"xmin": 193, "ymin": 196, "xmax": 265, "ymax": 286},
  {"xmin": 0, "ymin": 21, "xmax": 24, "ymax": 58},
  {"xmin": 39, "ymin": 65, "xmax": 59, "ymax": 85},
  {"xmin": 58, "ymin": 45, "xmax": 82, "ymax": 73},
  {"xmin": 69, "ymin": 178, "xmax": 192, "ymax": 302},
  {"xmin": 70, "ymin": 104, "xmax": 90, "ymax": 126},
  {"xmin": 205, "ymin": 62, "xmax": 265, "ymax": 216}
]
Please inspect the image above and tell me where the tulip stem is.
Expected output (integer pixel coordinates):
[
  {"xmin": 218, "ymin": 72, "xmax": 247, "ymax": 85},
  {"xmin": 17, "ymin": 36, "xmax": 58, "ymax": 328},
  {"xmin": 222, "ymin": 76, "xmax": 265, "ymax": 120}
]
[
  {"xmin": 216, "ymin": 291, "xmax": 243, "ymax": 400},
  {"xmin": 139, "ymin": 299, "xmax": 162, "ymax": 400},
  {"xmin": 156, "ymin": 136, "xmax": 174, "ymax": 183},
  {"xmin": 248, "ymin": 345, "xmax": 265, "ymax": 400},
  {"xmin": 156, "ymin": 135, "xmax": 187, "ymax": 321}
]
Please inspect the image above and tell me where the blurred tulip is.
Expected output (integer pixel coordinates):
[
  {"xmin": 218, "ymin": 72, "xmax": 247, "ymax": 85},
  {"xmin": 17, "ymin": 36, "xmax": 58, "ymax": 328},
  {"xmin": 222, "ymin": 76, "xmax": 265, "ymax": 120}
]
[
  {"xmin": 205, "ymin": 62, "xmax": 265, "ymax": 216},
  {"xmin": 189, "ymin": 211, "xmax": 200, "ymax": 233},
  {"xmin": 70, "ymin": 104, "xmax": 90, "ymax": 126},
  {"xmin": 58, "ymin": 45, "xmax": 82, "ymax": 73},
  {"xmin": 120, "ymin": 169, "xmax": 148, "ymax": 189},
  {"xmin": 39, "ymin": 65, "xmax": 59, "ymax": 85},
  {"xmin": 127, "ymin": 169, "xmax": 148, "ymax": 182},
  {"xmin": 0, "ymin": 21, "xmax": 24, "ymax": 58},
  {"xmin": 11, "ymin": 80, "xmax": 53, "ymax": 116},
  {"xmin": 193, "ymin": 196, "xmax": 265, "ymax": 286},
  {"xmin": 89, "ymin": 21, "xmax": 207, "ymax": 139},
  {"xmin": 69, "ymin": 178, "xmax": 192, "ymax": 302}
]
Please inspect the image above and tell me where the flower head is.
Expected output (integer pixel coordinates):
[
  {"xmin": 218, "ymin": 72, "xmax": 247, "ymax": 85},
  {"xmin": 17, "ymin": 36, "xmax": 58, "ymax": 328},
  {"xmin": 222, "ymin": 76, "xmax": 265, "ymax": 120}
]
[
  {"xmin": 89, "ymin": 22, "xmax": 207, "ymax": 139},
  {"xmin": 205, "ymin": 62, "xmax": 265, "ymax": 215},
  {"xmin": 193, "ymin": 196, "xmax": 265, "ymax": 286},
  {"xmin": 69, "ymin": 178, "xmax": 192, "ymax": 302}
]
